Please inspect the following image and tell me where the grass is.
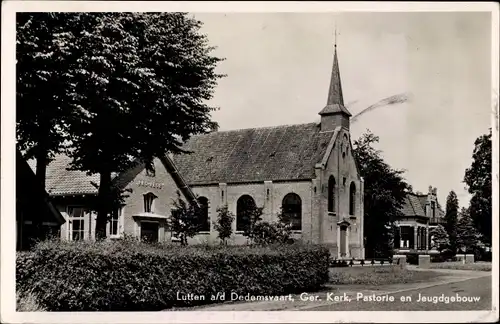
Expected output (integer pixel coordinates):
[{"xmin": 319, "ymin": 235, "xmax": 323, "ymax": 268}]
[
  {"xmin": 428, "ymin": 261, "xmax": 492, "ymax": 271},
  {"xmin": 329, "ymin": 265, "xmax": 442, "ymax": 285},
  {"xmin": 16, "ymin": 290, "xmax": 45, "ymax": 312}
]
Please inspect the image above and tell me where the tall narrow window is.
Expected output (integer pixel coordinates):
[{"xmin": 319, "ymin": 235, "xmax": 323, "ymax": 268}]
[
  {"xmin": 328, "ymin": 176, "xmax": 336, "ymax": 213},
  {"xmin": 282, "ymin": 193, "xmax": 302, "ymax": 231},
  {"xmin": 198, "ymin": 197, "xmax": 210, "ymax": 232},
  {"xmin": 236, "ymin": 195, "xmax": 256, "ymax": 232},
  {"xmin": 109, "ymin": 207, "xmax": 122, "ymax": 237},
  {"xmin": 349, "ymin": 182, "xmax": 356, "ymax": 215},
  {"xmin": 431, "ymin": 201, "xmax": 436, "ymax": 218},
  {"xmin": 68, "ymin": 206, "xmax": 85, "ymax": 241},
  {"xmin": 143, "ymin": 192, "xmax": 157, "ymax": 213}
]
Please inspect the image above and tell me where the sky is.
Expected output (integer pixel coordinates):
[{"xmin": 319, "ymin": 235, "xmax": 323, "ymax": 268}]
[{"xmin": 192, "ymin": 12, "xmax": 493, "ymax": 208}]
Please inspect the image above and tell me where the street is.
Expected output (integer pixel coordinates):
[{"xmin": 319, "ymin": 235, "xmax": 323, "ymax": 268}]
[{"xmin": 305, "ymin": 275, "xmax": 492, "ymax": 311}]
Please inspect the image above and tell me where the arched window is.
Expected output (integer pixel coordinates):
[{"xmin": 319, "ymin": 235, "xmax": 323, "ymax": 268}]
[
  {"xmin": 349, "ymin": 182, "xmax": 356, "ymax": 215},
  {"xmin": 282, "ymin": 193, "xmax": 302, "ymax": 231},
  {"xmin": 328, "ymin": 176, "xmax": 336, "ymax": 213},
  {"xmin": 236, "ymin": 195, "xmax": 256, "ymax": 232},
  {"xmin": 143, "ymin": 192, "xmax": 157, "ymax": 213},
  {"xmin": 198, "ymin": 196, "xmax": 210, "ymax": 232}
]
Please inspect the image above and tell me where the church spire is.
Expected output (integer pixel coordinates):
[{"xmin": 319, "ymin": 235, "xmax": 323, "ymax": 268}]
[
  {"xmin": 319, "ymin": 26, "xmax": 352, "ymax": 131},
  {"xmin": 326, "ymin": 40, "xmax": 344, "ymax": 106}
]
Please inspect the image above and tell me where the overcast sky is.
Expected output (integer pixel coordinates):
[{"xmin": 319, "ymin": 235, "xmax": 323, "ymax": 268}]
[{"xmin": 192, "ymin": 12, "xmax": 492, "ymax": 207}]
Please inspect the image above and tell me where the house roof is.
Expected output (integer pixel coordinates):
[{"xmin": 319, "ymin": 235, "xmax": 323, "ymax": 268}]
[
  {"xmin": 401, "ymin": 193, "xmax": 426, "ymax": 217},
  {"xmin": 173, "ymin": 122, "xmax": 334, "ymax": 185},
  {"xmin": 400, "ymin": 192, "xmax": 445, "ymax": 218},
  {"xmin": 28, "ymin": 155, "xmax": 103, "ymax": 196}
]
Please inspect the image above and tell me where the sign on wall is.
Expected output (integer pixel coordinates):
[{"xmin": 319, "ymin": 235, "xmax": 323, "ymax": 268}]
[{"xmin": 137, "ymin": 180, "xmax": 164, "ymax": 189}]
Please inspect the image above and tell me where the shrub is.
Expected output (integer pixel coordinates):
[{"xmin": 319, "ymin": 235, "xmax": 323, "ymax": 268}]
[
  {"xmin": 17, "ymin": 240, "xmax": 329, "ymax": 311},
  {"xmin": 16, "ymin": 290, "xmax": 45, "ymax": 312}
]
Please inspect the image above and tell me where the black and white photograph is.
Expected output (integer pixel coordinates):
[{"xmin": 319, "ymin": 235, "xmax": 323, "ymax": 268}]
[{"xmin": 1, "ymin": 1, "xmax": 498, "ymax": 323}]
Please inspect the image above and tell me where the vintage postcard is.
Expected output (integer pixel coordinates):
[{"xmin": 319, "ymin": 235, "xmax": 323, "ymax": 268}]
[{"xmin": 1, "ymin": 1, "xmax": 498, "ymax": 323}]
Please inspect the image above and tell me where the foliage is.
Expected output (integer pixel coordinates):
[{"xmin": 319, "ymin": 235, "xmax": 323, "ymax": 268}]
[
  {"xmin": 16, "ymin": 240, "xmax": 330, "ymax": 311},
  {"xmin": 456, "ymin": 208, "xmax": 482, "ymax": 253},
  {"xmin": 170, "ymin": 191, "xmax": 202, "ymax": 246},
  {"xmin": 444, "ymin": 190, "xmax": 459, "ymax": 254},
  {"xmin": 16, "ymin": 290, "xmax": 46, "ymax": 312},
  {"xmin": 241, "ymin": 205, "xmax": 264, "ymax": 242},
  {"xmin": 429, "ymin": 225, "xmax": 450, "ymax": 253},
  {"xmin": 243, "ymin": 208, "xmax": 294, "ymax": 245},
  {"xmin": 17, "ymin": 12, "xmax": 225, "ymax": 239},
  {"xmin": 352, "ymin": 131, "xmax": 412, "ymax": 258},
  {"xmin": 213, "ymin": 205, "xmax": 234, "ymax": 245},
  {"xmin": 464, "ymin": 129, "xmax": 492, "ymax": 245},
  {"xmin": 16, "ymin": 13, "xmax": 78, "ymax": 187}
]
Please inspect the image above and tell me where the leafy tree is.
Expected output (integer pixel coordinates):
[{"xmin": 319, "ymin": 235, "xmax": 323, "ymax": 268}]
[
  {"xmin": 241, "ymin": 206, "xmax": 264, "ymax": 243},
  {"xmin": 464, "ymin": 129, "xmax": 492, "ymax": 245},
  {"xmin": 353, "ymin": 131, "xmax": 412, "ymax": 258},
  {"xmin": 170, "ymin": 191, "xmax": 202, "ymax": 246},
  {"xmin": 456, "ymin": 207, "xmax": 482, "ymax": 254},
  {"xmin": 444, "ymin": 190, "xmax": 459, "ymax": 253},
  {"xmin": 16, "ymin": 13, "xmax": 78, "ymax": 189},
  {"xmin": 429, "ymin": 224, "xmax": 450, "ymax": 253},
  {"xmin": 213, "ymin": 205, "xmax": 235, "ymax": 245},
  {"xmin": 30, "ymin": 12, "xmax": 225, "ymax": 239}
]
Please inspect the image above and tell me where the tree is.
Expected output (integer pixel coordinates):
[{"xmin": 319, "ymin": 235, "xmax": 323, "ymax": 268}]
[
  {"xmin": 16, "ymin": 13, "xmax": 79, "ymax": 189},
  {"xmin": 250, "ymin": 209, "xmax": 293, "ymax": 246},
  {"xmin": 429, "ymin": 225, "xmax": 450, "ymax": 253},
  {"xmin": 170, "ymin": 191, "xmax": 202, "ymax": 246},
  {"xmin": 213, "ymin": 205, "xmax": 235, "ymax": 245},
  {"xmin": 444, "ymin": 190, "xmax": 459, "ymax": 253},
  {"xmin": 353, "ymin": 131, "xmax": 412, "ymax": 258},
  {"xmin": 464, "ymin": 129, "xmax": 492, "ymax": 245},
  {"xmin": 241, "ymin": 206, "xmax": 264, "ymax": 244},
  {"xmin": 38, "ymin": 12, "xmax": 225, "ymax": 239},
  {"xmin": 456, "ymin": 207, "xmax": 482, "ymax": 254}
]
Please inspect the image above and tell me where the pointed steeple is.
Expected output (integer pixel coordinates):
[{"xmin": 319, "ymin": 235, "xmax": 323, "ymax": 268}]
[
  {"xmin": 319, "ymin": 28, "xmax": 352, "ymax": 131},
  {"xmin": 326, "ymin": 45, "xmax": 344, "ymax": 106}
]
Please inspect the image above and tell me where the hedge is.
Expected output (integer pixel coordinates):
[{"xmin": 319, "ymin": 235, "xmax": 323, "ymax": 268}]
[{"xmin": 16, "ymin": 240, "xmax": 329, "ymax": 311}]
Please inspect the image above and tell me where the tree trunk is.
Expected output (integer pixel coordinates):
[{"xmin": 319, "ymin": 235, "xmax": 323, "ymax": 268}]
[
  {"xmin": 95, "ymin": 170, "xmax": 112, "ymax": 240},
  {"xmin": 35, "ymin": 144, "xmax": 48, "ymax": 194}
]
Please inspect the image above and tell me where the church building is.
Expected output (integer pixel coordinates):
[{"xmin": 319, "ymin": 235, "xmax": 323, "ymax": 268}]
[{"xmin": 26, "ymin": 42, "xmax": 365, "ymax": 259}]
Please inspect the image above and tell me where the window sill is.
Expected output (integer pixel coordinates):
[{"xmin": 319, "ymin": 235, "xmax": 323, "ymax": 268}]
[
  {"xmin": 132, "ymin": 213, "xmax": 167, "ymax": 220},
  {"xmin": 198, "ymin": 231, "xmax": 210, "ymax": 235}
]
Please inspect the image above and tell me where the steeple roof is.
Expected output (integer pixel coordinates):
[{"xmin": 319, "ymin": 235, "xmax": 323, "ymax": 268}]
[{"xmin": 319, "ymin": 43, "xmax": 352, "ymax": 117}]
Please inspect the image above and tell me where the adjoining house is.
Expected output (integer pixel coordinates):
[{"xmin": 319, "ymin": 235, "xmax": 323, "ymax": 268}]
[
  {"xmin": 394, "ymin": 186, "xmax": 446, "ymax": 255},
  {"xmin": 16, "ymin": 150, "xmax": 66, "ymax": 251},
  {"xmin": 25, "ymin": 42, "xmax": 365, "ymax": 259}
]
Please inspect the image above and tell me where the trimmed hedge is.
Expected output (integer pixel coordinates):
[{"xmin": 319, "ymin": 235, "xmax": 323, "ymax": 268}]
[{"xmin": 17, "ymin": 240, "xmax": 329, "ymax": 311}]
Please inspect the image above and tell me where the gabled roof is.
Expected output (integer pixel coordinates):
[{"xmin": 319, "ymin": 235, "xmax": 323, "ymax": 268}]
[
  {"xmin": 172, "ymin": 123, "xmax": 334, "ymax": 185},
  {"xmin": 28, "ymin": 155, "xmax": 104, "ymax": 196},
  {"xmin": 400, "ymin": 192, "xmax": 445, "ymax": 218},
  {"xmin": 28, "ymin": 154, "xmax": 198, "ymax": 203},
  {"xmin": 401, "ymin": 193, "xmax": 427, "ymax": 217}
]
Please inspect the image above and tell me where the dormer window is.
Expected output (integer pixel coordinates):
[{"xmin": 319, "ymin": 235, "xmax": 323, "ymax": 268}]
[{"xmin": 143, "ymin": 192, "xmax": 157, "ymax": 213}]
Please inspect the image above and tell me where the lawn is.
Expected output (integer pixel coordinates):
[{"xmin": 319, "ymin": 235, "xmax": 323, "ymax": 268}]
[
  {"xmin": 428, "ymin": 261, "xmax": 492, "ymax": 271},
  {"xmin": 329, "ymin": 265, "xmax": 443, "ymax": 285}
]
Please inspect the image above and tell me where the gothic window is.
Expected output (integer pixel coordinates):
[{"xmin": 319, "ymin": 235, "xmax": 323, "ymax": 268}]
[
  {"xmin": 349, "ymin": 182, "xmax": 356, "ymax": 215},
  {"xmin": 143, "ymin": 192, "xmax": 157, "ymax": 213},
  {"xmin": 236, "ymin": 195, "xmax": 256, "ymax": 232},
  {"xmin": 198, "ymin": 196, "xmax": 210, "ymax": 232},
  {"xmin": 328, "ymin": 176, "xmax": 336, "ymax": 213},
  {"xmin": 282, "ymin": 193, "xmax": 302, "ymax": 231}
]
